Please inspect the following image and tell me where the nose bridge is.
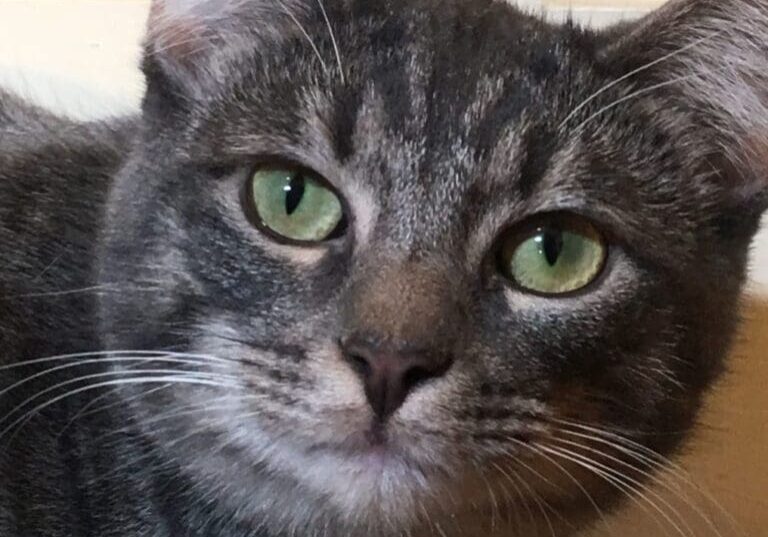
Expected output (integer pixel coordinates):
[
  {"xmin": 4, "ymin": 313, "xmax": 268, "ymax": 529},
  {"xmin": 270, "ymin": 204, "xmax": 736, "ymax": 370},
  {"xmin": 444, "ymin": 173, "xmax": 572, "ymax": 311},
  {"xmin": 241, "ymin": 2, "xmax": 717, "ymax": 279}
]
[
  {"xmin": 344, "ymin": 259, "xmax": 464, "ymax": 351},
  {"xmin": 341, "ymin": 259, "xmax": 466, "ymax": 419}
]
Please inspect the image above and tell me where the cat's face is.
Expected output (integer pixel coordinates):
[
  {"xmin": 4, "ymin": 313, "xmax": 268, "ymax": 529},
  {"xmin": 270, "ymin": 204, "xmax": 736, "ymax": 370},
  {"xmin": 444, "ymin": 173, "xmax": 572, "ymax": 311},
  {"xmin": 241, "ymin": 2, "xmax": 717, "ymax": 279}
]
[{"xmin": 98, "ymin": 0, "xmax": 767, "ymax": 535}]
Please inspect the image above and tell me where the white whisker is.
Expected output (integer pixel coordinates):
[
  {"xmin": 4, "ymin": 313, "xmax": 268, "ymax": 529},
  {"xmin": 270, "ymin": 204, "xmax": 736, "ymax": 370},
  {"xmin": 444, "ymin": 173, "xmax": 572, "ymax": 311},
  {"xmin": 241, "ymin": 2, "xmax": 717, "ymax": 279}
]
[
  {"xmin": 55, "ymin": 383, "xmax": 173, "ymax": 440},
  {"xmin": 508, "ymin": 461, "xmax": 558, "ymax": 537},
  {"xmin": 484, "ymin": 463, "xmax": 522, "ymax": 531},
  {"xmin": 94, "ymin": 402, "xmax": 259, "ymax": 482},
  {"xmin": 278, "ymin": 0, "xmax": 329, "ymax": 74},
  {"xmin": 489, "ymin": 460, "xmax": 542, "ymax": 533},
  {"xmin": 0, "ymin": 356, "xmax": 227, "ymax": 400},
  {"xmin": 551, "ymin": 435, "xmax": 725, "ymax": 537},
  {"xmin": 572, "ymin": 74, "xmax": 697, "ymax": 134},
  {"xmin": 558, "ymin": 30, "xmax": 721, "ymax": 130},
  {"xmin": 94, "ymin": 395, "xmax": 257, "ymax": 447},
  {"xmin": 551, "ymin": 418, "xmax": 742, "ymax": 536},
  {"xmin": 473, "ymin": 460, "xmax": 501, "ymax": 531},
  {"xmin": 4, "ymin": 284, "xmax": 111, "ymax": 299},
  {"xmin": 507, "ymin": 437, "xmax": 612, "ymax": 534},
  {"xmin": 537, "ymin": 442, "xmax": 690, "ymax": 537},
  {"xmin": 0, "ymin": 372, "xmax": 237, "ymax": 444},
  {"xmin": 0, "ymin": 350, "xmax": 232, "ymax": 372},
  {"xmin": 316, "ymin": 0, "xmax": 345, "ymax": 84}
]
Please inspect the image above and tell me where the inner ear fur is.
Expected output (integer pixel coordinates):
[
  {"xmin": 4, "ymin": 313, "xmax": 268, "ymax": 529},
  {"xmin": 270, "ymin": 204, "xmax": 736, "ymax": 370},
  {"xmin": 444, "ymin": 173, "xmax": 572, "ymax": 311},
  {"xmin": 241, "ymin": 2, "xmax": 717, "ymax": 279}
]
[{"xmin": 600, "ymin": 0, "xmax": 768, "ymax": 206}]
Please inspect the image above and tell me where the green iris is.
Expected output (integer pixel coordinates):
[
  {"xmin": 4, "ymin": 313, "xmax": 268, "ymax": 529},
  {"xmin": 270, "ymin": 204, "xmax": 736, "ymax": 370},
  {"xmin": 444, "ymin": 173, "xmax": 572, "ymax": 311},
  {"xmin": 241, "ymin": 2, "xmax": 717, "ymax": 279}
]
[
  {"xmin": 500, "ymin": 216, "xmax": 607, "ymax": 295},
  {"xmin": 249, "ymin": 167, "xmax": 344, "ymax": 243}
]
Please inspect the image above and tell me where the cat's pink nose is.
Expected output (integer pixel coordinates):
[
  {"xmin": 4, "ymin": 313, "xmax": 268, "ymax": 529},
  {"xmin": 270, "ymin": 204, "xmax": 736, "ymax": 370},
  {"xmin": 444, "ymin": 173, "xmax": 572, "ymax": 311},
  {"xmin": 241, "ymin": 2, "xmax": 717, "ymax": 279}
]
[{"xmin": 342, "ymin": 337, "xmax": 453, "ymax": 420}]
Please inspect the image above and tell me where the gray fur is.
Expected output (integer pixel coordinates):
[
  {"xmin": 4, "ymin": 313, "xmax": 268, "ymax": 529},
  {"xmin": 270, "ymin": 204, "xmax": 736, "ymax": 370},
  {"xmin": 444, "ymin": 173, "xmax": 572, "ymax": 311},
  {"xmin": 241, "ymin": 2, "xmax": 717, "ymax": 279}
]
[{"xmin": 1, "ymin": 0, "xmax": 767, "ymax": 536}]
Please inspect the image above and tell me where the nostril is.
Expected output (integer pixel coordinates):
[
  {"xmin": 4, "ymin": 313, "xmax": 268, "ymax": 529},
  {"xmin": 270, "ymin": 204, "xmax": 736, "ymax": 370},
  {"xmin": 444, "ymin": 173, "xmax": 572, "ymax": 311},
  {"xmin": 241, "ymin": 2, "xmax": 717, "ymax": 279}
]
[
  {"xmin": 341, "ymin": 335, "xmax": 454, "ymax": 419},
  {"xmin": 347, "ymin": 353, "xmax": 372, "ymax": 378},
  {"xmin": 402, "ymin": 365, "xmax": 433, "ymax": 392}
]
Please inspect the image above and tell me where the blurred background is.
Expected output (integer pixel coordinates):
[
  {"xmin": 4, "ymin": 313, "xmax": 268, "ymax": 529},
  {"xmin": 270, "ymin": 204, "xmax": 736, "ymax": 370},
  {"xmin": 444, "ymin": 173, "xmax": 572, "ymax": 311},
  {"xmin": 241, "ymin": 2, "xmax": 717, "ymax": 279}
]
[{"xmin": 0, "ymin": 1, "xmax": 766, "ymax": 536}]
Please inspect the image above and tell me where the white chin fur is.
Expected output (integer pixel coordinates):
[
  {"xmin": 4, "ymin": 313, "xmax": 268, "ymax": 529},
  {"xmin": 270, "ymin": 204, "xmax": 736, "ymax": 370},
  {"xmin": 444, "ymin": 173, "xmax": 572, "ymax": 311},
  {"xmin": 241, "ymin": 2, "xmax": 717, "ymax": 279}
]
[{"xmin": 186, "ymin": 327, "xmax": 445, "ymax": 534}]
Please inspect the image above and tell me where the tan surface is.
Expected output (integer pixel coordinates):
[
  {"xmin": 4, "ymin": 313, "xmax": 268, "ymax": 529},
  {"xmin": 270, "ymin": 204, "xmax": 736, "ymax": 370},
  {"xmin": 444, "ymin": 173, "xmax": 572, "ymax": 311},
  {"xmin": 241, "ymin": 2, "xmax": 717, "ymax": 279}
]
[{"xmin": 587, "ymin": 297, "xmax": 768, "ymax": 537}]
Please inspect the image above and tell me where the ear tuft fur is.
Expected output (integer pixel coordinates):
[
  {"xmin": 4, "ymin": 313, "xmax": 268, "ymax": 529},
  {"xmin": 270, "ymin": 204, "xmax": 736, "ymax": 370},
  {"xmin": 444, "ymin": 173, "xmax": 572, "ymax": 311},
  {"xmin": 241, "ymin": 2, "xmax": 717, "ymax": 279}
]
[
  {"xmin": 606, "ymin": 0, "xmax": 768, "ymax": 203},
  {"xmin": 147, "ymin": 0, "xmax": 231, "ymax": 72},
  {"xmin": 144, "ymin": 0, "xmax": 315, "ymax": 92}
]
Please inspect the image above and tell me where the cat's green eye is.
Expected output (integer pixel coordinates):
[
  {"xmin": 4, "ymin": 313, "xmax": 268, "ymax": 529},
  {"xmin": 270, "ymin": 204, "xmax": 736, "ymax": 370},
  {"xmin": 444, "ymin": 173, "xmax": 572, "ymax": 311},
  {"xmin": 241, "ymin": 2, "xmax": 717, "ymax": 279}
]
[
  {"xmin": 247, "ymin": 166, "xmax": 345, "ymax": 243},
  {"xmin": 499, "ymin": 216, "xmax": 607, "ymax": 295}
]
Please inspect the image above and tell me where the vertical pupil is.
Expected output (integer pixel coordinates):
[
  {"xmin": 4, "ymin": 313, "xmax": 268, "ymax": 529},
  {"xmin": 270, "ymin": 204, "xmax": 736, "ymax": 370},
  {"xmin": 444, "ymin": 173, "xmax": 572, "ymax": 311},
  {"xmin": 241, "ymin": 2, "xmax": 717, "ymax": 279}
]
[
  {"xmin": 284, "ymin": 173, "xmax": 306, "ymax": 215},
  {"xmin": 542, "ymin": 228, "xmax": 564, "ymax": 266}
]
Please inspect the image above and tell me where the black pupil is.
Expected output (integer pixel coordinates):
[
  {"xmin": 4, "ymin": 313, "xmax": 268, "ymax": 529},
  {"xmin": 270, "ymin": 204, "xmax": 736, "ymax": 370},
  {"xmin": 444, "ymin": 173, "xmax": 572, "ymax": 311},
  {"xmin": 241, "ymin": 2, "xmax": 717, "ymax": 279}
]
[
  {"xmin": 541, "ymin": 228, "xmax": 564, "ymax": 266},
  {"xmin": 284, "ymin": 173, "xmax": 306, "ymax": 215}
]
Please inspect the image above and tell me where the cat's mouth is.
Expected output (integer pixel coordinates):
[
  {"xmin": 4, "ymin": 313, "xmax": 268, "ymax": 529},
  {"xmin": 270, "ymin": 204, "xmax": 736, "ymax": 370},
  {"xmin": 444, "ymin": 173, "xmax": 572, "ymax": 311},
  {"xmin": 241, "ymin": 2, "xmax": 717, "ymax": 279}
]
[
  {"xmin": 305, "ymin": 422, "xmax": 412, "ymax": 464},
  {"xmin": 296, "ymin": 417, "xmax": 445, "ymax": 493},
  {"xmin": 294, "ymin": 421, "xmax": 543, "ymax": 534},
  {"xmin": 329, "ymin": 439, "xmax": 412, "ymax": 477}
]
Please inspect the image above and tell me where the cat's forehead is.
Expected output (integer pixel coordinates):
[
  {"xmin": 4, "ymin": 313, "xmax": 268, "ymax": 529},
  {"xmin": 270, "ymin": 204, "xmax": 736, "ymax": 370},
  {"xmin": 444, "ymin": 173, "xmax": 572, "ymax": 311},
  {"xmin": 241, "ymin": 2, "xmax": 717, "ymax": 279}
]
[
  {"xmin": 337, "ymin": 19, "xmax": 577, "ymax": 202},
  {"xmin": 169, "ymin": 0, "xmax": 603, "ymax": 247},
  {"xmin": 213, "ymin": 2, "xmax": 582, "ymax": 183}
]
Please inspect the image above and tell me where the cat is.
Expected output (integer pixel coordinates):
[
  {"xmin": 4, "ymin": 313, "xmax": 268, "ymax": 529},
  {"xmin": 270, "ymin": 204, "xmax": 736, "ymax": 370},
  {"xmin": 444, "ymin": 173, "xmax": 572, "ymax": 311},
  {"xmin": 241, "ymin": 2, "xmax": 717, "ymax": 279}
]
[{"xmin": 1, "ymin": 0, "xmax": 767, "ymax": 535}]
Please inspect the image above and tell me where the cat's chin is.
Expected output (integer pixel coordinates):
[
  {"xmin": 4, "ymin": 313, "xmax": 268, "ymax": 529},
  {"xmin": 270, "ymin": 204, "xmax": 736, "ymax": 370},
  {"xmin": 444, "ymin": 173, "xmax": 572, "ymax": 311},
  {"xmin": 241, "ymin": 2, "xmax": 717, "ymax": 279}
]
[
  {"xmin": 284, "ymin": 437, "xmax": 549, "ymax": 537},
  {"xmin": 298, "ymin": 430, "xmax": 441, "ymax": 508},
  {"xmin": 218, "ymin": 437, "xmax": 436, "ymax": 536}
]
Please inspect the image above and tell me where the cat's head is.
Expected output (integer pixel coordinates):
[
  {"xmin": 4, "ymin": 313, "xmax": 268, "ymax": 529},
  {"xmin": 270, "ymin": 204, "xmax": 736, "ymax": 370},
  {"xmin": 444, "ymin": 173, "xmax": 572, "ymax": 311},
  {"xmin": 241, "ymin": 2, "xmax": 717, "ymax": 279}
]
[{"xmin": 98, "ymin": 0, "xmax": 768, "ymax": 534}]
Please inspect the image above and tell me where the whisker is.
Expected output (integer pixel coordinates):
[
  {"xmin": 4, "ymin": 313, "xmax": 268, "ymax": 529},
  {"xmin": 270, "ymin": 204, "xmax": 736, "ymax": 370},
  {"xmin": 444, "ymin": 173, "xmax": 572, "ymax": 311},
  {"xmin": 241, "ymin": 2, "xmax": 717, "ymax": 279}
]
[
  {"xmin": 571, "ymin": 74, "xmax": 698, "ymax": 134},
  {"xmin": 0, "ymin": 350, "xmax": 234, "ymax": 372},
  {"xmin": 508, "ymin": 462, "xmax": 558, "ymax": 537},
  {"xmin": 0, "ymin": 355, "xmax": 228, "ymax": 400},
  {"xmin": 55, "ymin": 383, "xmax": 173, "ymax": 440},
  {"xmin": 316, "ymin": 0, "xmax": 345, "ymax": 84},
  {"xmin": 484, "ymin": 463, "xmax": 523, "ymax": 531},
  {"xmin": 506, "ymin": 437, "xmax": 612, "ymax": 534},
  {"xmin": 550, "ymin": 435, "xmax": 725, "ymax": 537},
  {"xmin": 3, "ymin": 284, "xmax": 110, "ymax": 299},
  {"xmin": 3, "ymin": 283, "xmax": 161, "ymax": 299},
  {"xmin": 93, "ymin": 402, "xmax": 256, "ymax": 482},
  {"xmin": 550, "ymin": 418, "xmax": 700, "ymax": 482},
  {"xmin": 0, "ymin": 372, "xmax": 237, "ymax": 444},
  {"xmin": 473, "ymin": 460, "xmax": 501, "ymax": 531},
  {"xmin": 277, "ymin": 0, "xmax": 329, "ymax": 74},
  {"xmin": 550, "ymin": 418, "xmax": 742, "ymax": 536},
  {"xmin": 490, "ymin": 460, "xmax": 546, "ymax": 534},
  {"xmin": 558, "ymin": 30, "xmax": 721, "ymax": 130},
  {"xmin": 55, "ymin": 386, "xmax": 119, "ymax": 437},
  {"xmin": 537, "ymin": 442, "xmax": 689, "ymax": 537},
  {"xmin": 93, "ymin": 394, "xmax": 258, "ymax": 447},
  {"xmin": 33, "ymin": 251, "xmax": 66, "ymax": 281},
  {"xmin": 501, "ymin": 445, "xmax": 567, "ymax": 495},
  {"xmin": 542, "ymin": 442, "xmax": 676, "ymax": 537}
]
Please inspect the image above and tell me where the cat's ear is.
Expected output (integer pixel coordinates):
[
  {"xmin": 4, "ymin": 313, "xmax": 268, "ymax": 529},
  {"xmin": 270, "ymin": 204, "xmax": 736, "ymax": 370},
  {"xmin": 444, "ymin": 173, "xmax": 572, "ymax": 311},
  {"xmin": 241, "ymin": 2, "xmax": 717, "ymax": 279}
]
[
  {"xmin": 601, "ymin": 0, "xmax": 768, "ymax": 208},
  {"xmin": 143, "ymin": 0, "xmax": 309, "ymax": 93},
  {"xmin": 145, "ymin": 0, "xmax": 235, "ymax": 85}
]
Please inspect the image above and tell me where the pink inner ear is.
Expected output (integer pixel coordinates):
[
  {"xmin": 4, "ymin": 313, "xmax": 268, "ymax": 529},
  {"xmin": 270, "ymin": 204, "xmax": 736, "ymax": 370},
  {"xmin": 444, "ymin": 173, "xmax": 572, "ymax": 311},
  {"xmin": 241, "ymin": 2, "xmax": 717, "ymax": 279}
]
[{"xmin": 148, "ymin": 0, "xmax": 214, "ymax": 68}]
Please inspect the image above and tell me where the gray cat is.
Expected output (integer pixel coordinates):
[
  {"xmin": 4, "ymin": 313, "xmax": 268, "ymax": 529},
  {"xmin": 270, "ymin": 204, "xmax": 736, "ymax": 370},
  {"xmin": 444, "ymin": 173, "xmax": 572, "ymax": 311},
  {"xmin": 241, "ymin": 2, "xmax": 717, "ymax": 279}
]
[{"xmin": 1, "ymin": 0, "xmax": 766, "ymax": 536}]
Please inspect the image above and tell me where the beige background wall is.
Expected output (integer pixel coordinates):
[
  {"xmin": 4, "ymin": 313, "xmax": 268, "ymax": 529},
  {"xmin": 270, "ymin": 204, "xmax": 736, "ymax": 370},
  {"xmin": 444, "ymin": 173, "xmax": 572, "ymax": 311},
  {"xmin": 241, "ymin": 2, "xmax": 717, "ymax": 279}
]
[{"xmin": 1, "ymin": 1, "xmax": 766, "ymax": 536}]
